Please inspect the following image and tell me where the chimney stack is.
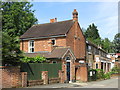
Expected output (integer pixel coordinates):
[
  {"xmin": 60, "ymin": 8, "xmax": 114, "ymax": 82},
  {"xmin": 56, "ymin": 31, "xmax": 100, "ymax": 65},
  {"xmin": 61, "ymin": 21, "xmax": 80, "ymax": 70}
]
[
  {"xmin": 50, "ymin": 18, "xmax": 57, "ymax": 23},
  {"xmin": 72, "ymin": 9, "xmax": 78, "ymax": 21}
]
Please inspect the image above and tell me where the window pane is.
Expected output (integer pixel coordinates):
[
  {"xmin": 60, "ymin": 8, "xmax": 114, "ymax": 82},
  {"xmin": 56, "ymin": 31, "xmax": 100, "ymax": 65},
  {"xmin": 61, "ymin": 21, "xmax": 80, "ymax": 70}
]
[
  {"xmin": 32, "ymin": 48, "xmax": 34, "ymax": 52},
  {"xmin": 32, "ymin": 41, "xmax": 34, "ymax": 47},
  {"xmin": 30, "ymin": 41, "xmax": 34, "ymax": 47},
  {"xmin": 29, "ymin": 41, "xmax": 34, "ymax": 53},
  {"xmin": 52, "ymin": 40, "xmax": 55, "ymax": 45}
]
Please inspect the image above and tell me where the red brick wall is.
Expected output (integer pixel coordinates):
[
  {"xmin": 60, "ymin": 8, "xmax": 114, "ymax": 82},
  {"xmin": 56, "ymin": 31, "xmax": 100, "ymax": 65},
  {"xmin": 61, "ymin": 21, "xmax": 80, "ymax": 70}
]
[
  {"xmin": 35, "ymin": 39, "xmax": 52, "ymax": 52},
  {"xmin": 20, "ymin": 37, "xmax": 66, "ymax": 53},
  {"xmin": 1, "ymin": 66, "xmax": 22, "ymax": 88},
  {"xmin": 20, "ymin": 40, "xmax": 28, "ymax": 53},
  {"xmin": 66, "ymin": 21, "xmax": 86, "ymax": 59},
  {"xmin": 75, "ymin": 63, "xmax": 88, "ymax": 82}
]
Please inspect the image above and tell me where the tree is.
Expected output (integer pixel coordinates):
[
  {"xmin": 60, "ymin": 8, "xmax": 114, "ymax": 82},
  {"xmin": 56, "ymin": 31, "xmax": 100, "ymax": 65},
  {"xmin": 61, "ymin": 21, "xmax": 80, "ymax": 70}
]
[
  {"xmin": 85, "ymin": 23, "xmax": 100, "ymax": 40},
  {"xmin": 102, "ymin": 38, "xmax": 114, "ymax": 53},
  {"xmin": 2, "ymin": 2, "xmax": 38, "ymax": 65},
  {"xmin": 2, "ymin": 32, "xmax": 23, "ymax": 65},
  {"xmin": 113, "ymin": 33, "xmax": 120, "ymax": 53},
  {"xmin": 84, "ymin": 23, "xmax": 115, "ymax": 53},
  {"xmin": 85, "ymin": 23, "xmax": 101, "ymax": 45},
  {"xmin": 2, "ymin": 2, "xmax": 37, "ymax": 37}
]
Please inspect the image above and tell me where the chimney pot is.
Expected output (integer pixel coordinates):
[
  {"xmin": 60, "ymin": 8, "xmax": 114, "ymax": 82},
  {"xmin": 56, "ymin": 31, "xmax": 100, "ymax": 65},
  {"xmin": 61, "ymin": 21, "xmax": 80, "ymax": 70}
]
[
  {"xmin": 72, "ymin": 9, "xmax": 78, "ymax": 21},
  {"xmin": 50, "ymin": 18, "xmax": 57, "ymax": 23}
]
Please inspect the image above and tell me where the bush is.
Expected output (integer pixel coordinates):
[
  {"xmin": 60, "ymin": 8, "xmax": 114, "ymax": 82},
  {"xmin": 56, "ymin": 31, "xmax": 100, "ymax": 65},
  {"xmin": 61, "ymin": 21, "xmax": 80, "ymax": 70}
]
[
  {"xmin": 104, "ymin": 72, "xmax": 111, "ymax": 79},
  {"xmin": 111, "ymin": 66, "xmax": 120, "ymax": 74},
  {"xmin": 20, "ymin": 56, "xmax": 46, "ymax": 63},
  {"xmin": 95, "ymin": 69, "xmax": 105, "ymax": 79}
]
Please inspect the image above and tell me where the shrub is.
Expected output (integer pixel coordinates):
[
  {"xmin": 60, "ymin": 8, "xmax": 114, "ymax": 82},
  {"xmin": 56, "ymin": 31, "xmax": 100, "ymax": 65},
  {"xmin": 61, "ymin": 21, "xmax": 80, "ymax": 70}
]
[
  {"xmin": 95, "ymin": 69, "xmax": 105, "ymax": 79},
  {"xmin": 111, "ymin": 66, "xmax": 120, "ymax": 74},
  {"xmin": 20, "ymin": 56, "xmax": 46, "ymax": 63},
  {"xmin": 104, "ymin": 72, "xmax": 111, "ymax": 79}
]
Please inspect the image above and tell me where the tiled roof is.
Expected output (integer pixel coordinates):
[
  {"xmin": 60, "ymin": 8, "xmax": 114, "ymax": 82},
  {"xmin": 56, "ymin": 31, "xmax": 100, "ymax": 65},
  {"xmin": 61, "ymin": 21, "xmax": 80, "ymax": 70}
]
[
  {"xmin": 47, "ymin": 47, "xmax": 70, "ymax": 58},
  {"xmin": 20, "ymin": 20, "xmax": 74, "ymax": 39},
  {"xmin": 24, "ymin": 47, "xmax": 75, "ymax": 59}
]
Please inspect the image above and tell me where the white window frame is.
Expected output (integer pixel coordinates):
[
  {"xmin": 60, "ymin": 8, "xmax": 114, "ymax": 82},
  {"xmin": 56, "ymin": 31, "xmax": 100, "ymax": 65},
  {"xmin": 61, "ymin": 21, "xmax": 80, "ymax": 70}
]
[{"xmin": 28, "ymin": 40, "xmax": 34, "ymax": 53}]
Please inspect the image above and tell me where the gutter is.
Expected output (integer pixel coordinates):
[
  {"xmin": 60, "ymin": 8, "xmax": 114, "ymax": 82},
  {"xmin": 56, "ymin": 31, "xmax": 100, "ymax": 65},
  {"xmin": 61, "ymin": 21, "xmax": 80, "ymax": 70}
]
[{"xmin": 20, "ymin": 34, "xmax": 66, "ymax": 40}]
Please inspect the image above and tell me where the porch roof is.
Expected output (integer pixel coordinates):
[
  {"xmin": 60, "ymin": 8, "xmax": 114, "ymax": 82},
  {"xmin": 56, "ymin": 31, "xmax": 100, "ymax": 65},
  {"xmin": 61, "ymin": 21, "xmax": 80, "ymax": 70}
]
[{"xmin": 24, "ymin": 47, "xmax": 76, "ymax": 59}]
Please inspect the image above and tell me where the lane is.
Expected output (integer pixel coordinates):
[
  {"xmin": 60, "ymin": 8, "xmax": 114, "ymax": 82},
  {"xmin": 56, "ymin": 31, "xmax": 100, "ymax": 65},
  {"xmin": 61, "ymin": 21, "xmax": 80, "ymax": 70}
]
[{"xmin": 74, "ymin": 76, "xmax": 118, "ymax": 88}]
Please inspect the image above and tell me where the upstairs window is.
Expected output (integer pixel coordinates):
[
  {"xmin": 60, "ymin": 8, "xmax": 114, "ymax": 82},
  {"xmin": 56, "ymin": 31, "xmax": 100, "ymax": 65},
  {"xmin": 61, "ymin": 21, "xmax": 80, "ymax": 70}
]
[
  {"xmin": 29, "ymin": 40, "xmax": 34, "ymax": 53},
  {"xmin": 51, "ymin": 39, "xmax": 56, "ymax": 46}
]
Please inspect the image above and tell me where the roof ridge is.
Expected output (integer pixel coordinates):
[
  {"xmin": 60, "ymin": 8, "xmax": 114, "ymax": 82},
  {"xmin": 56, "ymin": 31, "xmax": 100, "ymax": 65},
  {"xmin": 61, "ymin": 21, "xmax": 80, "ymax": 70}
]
[{"xmin": 32, "ymin": 19, "xmax": 73, "ymax": 27}]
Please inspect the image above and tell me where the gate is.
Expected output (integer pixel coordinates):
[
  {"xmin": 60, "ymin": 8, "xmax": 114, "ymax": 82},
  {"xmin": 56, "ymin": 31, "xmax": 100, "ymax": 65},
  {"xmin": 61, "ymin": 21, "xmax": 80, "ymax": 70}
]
[{"xmin": 20, "ymin": 63, "xmax": 62, "ymax": 80}]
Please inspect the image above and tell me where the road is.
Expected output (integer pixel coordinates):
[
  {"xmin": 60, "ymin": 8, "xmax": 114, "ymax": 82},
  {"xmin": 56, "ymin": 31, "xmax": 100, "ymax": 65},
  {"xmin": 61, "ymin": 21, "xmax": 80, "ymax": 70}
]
[
  {"xmin": 26, "ymin": 76, "xmax": 118, "ymax": 89},
  {"xmin": 73, "ymin": 76, "xmax": 118, "ymax": 88}
]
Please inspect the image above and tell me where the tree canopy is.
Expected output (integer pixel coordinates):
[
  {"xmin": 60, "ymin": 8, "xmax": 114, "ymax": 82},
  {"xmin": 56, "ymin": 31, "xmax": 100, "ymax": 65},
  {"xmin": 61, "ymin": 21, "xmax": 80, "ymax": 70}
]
[
  {"xmin": 2, "ymin": 1, "xmax": 38, "ymax": 66},
  {"xmin": 85, "ymin": 23, "xmax": 100, "ymax": 40},
  {"xmin": 84, "ymin": 23, "xmax": 114, "ymax": 53},
  {"xmin": 113, "ymin": 33, "xmax": 120, "ymax": 53}
]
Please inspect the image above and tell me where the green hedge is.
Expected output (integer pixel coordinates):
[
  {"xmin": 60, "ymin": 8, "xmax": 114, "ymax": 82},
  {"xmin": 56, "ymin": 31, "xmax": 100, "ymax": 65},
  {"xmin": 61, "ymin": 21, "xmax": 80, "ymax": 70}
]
[{"xmin": 95, "ymin": 69, "xmax": 105, "ymax": 79}]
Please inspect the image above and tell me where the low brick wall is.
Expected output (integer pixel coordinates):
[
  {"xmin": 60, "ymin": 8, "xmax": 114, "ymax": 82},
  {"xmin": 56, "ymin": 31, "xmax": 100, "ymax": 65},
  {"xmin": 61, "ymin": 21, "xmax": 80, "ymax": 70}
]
[
  {"xmin": 49, "ymin": 78, "xmax": 60, "ymax": 84},
  {"xmin": 28, "ymin": 80, "xmax": 44, "ymax": 86},
  {"xmin": 111, "ymin": 73, "xmax": 120, "ymax": 77},
  {"xmin": 0, "ymin": 66, "xmax": 63, "ymax": 88},
  {"xmin": 1, "ymin": 66, "xmax": 22, "ymax": 88}
]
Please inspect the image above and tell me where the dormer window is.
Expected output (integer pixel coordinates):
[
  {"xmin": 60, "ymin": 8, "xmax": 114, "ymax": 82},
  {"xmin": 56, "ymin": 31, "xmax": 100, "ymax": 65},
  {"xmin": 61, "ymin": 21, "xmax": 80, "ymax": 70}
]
[{"xmin": 29, "ymin": 40, "xmax": 34, "ymax": 53}]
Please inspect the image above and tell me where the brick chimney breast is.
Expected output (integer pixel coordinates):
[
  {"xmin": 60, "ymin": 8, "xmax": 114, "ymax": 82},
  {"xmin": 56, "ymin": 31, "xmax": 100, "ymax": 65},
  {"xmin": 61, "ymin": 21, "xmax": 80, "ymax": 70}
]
[{"xmin": 72, "ymin": 9, "xmax": 78, "ymax": 21}]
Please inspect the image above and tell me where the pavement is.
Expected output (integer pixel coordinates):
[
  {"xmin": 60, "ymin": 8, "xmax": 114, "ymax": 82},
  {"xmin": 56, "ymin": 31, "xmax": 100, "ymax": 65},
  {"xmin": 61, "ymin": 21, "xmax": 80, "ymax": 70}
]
[{"xmin": 26, "ymin": 76, "xmax": 119, "ymax": 88}]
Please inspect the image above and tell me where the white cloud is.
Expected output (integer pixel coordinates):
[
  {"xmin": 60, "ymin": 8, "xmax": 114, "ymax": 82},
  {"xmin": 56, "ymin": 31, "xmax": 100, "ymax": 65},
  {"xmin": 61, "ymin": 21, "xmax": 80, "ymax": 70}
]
[{"xmin": 83, "ymin": 2, "xmax": 117, "ymax": 41}]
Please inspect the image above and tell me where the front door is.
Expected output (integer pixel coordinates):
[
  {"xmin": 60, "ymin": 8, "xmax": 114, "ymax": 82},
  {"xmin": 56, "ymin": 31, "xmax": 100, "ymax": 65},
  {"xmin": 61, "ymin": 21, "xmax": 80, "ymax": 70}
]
[{"xmin": 66, "ymin": 62, "xmax": 70, "ymax": 82}]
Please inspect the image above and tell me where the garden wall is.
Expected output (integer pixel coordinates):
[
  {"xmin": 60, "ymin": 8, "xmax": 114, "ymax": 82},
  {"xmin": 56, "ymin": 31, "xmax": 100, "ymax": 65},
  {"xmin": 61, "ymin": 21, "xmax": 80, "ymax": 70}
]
[
  {"xmin": 0, "ymin": 66, "xmax": 22, "ymax": 88},
  {"xmin": 0, "ymin": 63, "xmax": 64, "ymax": 88}
]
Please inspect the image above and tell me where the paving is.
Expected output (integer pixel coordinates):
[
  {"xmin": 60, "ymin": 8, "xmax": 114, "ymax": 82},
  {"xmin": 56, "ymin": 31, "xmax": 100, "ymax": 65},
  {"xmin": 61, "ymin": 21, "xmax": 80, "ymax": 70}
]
[{"xmin": 26, "ymin": 76, "xmax": 119, "ymax": 88}]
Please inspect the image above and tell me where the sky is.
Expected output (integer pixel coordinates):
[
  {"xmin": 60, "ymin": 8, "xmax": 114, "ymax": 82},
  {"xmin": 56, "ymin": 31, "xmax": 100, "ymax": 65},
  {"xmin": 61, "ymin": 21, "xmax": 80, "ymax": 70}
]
[{"xmin": 31, "ymin": 1, "xmax": 118, "ymax": 41}]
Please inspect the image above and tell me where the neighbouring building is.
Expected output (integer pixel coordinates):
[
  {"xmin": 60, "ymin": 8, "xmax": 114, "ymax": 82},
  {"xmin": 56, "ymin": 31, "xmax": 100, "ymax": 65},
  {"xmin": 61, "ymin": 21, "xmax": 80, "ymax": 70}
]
[
  {"xmin": 20, "ymin": 9, "xmax": 88, "ymax": 82},
  {"xmin": 86, "ymin": 41, "xmax": 111, "ymax": 73},
  {"xmin": 107, "ymin": 53, "xmax": 120, "ymax": 69}
]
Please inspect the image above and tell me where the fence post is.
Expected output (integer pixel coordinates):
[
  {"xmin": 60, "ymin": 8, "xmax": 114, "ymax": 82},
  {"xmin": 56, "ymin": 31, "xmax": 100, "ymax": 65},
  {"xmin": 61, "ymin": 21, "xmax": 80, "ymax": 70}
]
[
  {"xmin": 21, "ymin": 72, "xmax": 27, "ymax": 87},
  {"xmin": 59, "ymin": 70, "xmax": 64, "ymax": 83},
  {"xmin": 42, "ymin": 71, "xmax": 48, "ymax": 84}
]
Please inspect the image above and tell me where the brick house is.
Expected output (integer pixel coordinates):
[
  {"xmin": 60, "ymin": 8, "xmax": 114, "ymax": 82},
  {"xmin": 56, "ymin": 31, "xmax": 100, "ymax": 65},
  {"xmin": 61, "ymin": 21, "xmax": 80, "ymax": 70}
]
[
  {"xmin": 107, "ymin": 53, "xmax": 120, "ymax": 69},
  {"xmin": 86, "ymin": 40, "xmax": 111, "ymax": 73},
  {"xmin": 20, "ymin": 9, "xmax": 88, "ymax": 82}
]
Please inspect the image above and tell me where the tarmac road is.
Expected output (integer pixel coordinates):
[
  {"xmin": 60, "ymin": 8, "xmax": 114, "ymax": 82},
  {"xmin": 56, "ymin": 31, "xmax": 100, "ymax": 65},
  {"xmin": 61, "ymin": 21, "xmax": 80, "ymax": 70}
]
[{"xmin": 26, "ymin": 76, "xmax": 119, "ymax": 89}]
